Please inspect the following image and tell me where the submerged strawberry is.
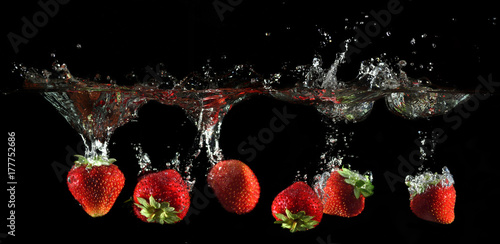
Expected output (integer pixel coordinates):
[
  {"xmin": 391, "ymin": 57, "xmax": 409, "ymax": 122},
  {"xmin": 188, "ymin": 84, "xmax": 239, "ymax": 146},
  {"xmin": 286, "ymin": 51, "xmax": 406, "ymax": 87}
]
[
  {"xmin": 406, "ymin": 166, "xmax": 456, "ymax": 224},
  {"xmin": 271, "ymin": 181, "xmax": 323, "ymax": 233},
  {"xmin": 67, "ymin": 155, "xmax": 125, "ymax": 217},
  {"xmin": 133, "ymin": 169, "xmax": 190, "ymax": 224},
  {"xmin": 319, "ymin": 167, "xmax": 374, "ymax": 217},
  {"xmin": 208, "ymin": 160, "xmax": 260, "ymax": 214}
]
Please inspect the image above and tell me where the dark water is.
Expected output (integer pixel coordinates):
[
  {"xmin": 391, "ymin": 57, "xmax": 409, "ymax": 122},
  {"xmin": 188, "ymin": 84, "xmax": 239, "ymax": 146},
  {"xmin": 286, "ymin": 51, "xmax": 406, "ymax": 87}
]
[{"xmin": 4, "ymin": 0, "xmax": 500, "ymax": 243}]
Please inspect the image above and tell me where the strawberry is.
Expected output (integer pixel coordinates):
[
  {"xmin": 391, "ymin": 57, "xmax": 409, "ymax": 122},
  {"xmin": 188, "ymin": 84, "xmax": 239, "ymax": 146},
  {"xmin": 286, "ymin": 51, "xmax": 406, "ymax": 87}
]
[
  {"xmin": 67, "ymin": 155, "xmax": 125, "ymax": 217},
  {"xmin": 207, "ymin": 160, "xmax": 260, "ymax": 214},
  {"xmin": 319, "ymin": 167, "xmax": 374, "ymax": 217},
  {"xmin": 406, "ymin": 167, "xmax": 456, "ymax": 224},
  {"xmin": 133, "ymin": 169, "xmax": 190, "ymax": 224},
  {"xmin": 271, "ymin": 181, "xmax": 323, "ymax": 233}
]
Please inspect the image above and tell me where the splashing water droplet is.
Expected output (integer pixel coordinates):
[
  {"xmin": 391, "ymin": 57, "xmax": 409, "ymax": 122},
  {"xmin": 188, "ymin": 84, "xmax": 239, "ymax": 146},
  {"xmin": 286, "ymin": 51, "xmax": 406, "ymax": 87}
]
[
  {"xmin": 133, "ymin": 143, "xmax": 153, "ymax": 174},
  {"xmin": 16, "ymin": 35, "xmax": 476, "ymax": 175},
  {"xmin": 405, "ymin": 166, "xmax": 455, "ymax": 199},
  {"xmin": 490, "ymin": 17, "xmax": 497, "ymax": 25},
  {"xmin": 386, "ymin": 90, "xmax": 471, "ymax": 119}
]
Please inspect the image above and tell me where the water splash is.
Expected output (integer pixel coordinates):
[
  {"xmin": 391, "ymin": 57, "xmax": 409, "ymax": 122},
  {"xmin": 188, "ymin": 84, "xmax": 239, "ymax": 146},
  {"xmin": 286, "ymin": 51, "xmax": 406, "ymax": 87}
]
[
  {"xmin": 133, "ymin": 143, "xmax": 196, "ymax": 191},
  {"xmin": 132, "ymin": 143, "xmax": 153, "ymax": 174},
  {"xmin": 321, "ymin": 43, "xmax": 348, "ymax": 90},
  {"xmin": 405, "ymin": 166, "xmax": 455, "ymax": 199},
  {"xmin": 385, "ymin": 89, "xmax": 471, "ymax": 119},
  {"xmin": 12, "ymin": 44, "xmax": 473, "ymax": 173},
  {"xmin": 415, "ymin": 129, "xmax": 439, "ymax": 165},
  {"xmin": 43, "ymin": 88, "xmax": 147, "ymax": 160}
]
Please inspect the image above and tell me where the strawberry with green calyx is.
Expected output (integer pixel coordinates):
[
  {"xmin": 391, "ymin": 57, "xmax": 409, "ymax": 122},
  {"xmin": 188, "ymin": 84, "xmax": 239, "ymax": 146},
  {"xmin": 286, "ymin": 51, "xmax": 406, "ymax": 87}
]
[
  {"xmin": 272, "ymin": 181, "xmax": 323, "ymax": 233},
  {"xmin": 133, "ymin": 169, "xmax": 190, "ymax": 224},
  {"xmin": 67, "ymin": 154, "xmax": 125, "ymax": 217},
  {"xmin": 208, "ymin": 160, "xmax": 260, "ymax": 214},
  {"xmin": 405, "ymin": 166, "xmax": 456, "ymax": 224},
  {"xmin": 319, "ymin": 167, "xmax": 374, "ymax": 217}
]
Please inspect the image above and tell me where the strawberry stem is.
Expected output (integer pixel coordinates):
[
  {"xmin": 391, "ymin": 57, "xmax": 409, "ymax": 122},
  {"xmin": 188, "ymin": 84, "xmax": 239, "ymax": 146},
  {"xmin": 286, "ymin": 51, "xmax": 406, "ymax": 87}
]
[
  {"xmin": 274, "ymin": 209, "xmax": 319, "ymax": 233},
  {"xmin": 135, "ymin": 196, "xmax": 181, "ymax": 224}
]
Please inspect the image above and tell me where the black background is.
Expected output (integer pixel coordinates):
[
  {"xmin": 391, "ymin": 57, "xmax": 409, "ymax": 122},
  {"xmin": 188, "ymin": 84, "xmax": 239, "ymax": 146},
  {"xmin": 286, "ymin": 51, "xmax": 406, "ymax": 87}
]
[{"xmin": 3, "ymin": 0, "xmax": 500, "ymax": 243}]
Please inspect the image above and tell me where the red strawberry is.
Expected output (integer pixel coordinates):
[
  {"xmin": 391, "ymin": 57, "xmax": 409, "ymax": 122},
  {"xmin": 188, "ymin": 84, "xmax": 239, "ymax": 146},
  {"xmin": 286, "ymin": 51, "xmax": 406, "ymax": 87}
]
[
  {"xmin": 67, "ymin": 155, "xmax": 125, "ymax": 217},
  {"xmin": 133, "ymin": 169, "xmax": 190, "ymax": 224},
  {"xmin": 406, "ymin": 167, "xmax": 456, "ymax": 224},
  {"xmin": 207, "ymin": 160, "xmax": 260, "ymax": 214},
  {"xmin": 271, "ymin": 181, "xmax": 323, "ymax": 233},
  {"xmin": 319, "ymin": 167, "xmax": 374, "ymax": 217}
]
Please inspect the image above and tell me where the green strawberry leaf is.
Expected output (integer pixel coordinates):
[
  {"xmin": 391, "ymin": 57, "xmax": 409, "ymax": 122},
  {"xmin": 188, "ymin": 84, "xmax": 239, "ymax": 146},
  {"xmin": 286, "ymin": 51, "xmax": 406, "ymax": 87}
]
[
  {"xmin": 338, "ymin": 169, "xmax": 351, "ymax": 178},
  {"xmin": 356, "ymin": 180, "xmax": 365, "ymax": 187},
  {"xmin": 149, "ymin": 196, "xmax": 161, "ymax": 209},
  {"xmin": 136, "ymin": 197, "xmax": 150, "ymax": 209},
  {"xmin": 339, "ymin": 167, "xmax": 374, "ymax": 199},
  {"xmin": 275, "ymin": 213, "xmax": 287, "ymax": 221},
  {"xmin": 135, "ymin": 195, "xmax": 181, "ymax": 224},
  {"xmin": 354, "ymin": 188, "xmax": 361, "ymax": 199},
  {"xmin": 274, "ymin": 209, "xmax": 319, "ymax": 233},
  {"xmin": 73, "ymin": 155, "xmax": 117, "ymax": 169}
]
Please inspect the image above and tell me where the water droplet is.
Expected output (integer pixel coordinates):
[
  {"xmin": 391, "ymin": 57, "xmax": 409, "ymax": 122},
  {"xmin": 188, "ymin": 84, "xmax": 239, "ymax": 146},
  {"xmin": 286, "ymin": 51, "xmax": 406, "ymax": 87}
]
[
  {"xmin": 410, "ymin": 38, "xmax": 416, "ymax": 45},
  {"xmin": 421, "ymin": 33, "xmax": 427, "ymax": 38},
  {"xmin": 312, "ymin": 57, "xmax": 322, "ymax": 67},
  {"xmin": 386, "ymin": 31, "xmax": 391, "ymax": 36},
  {"xmin": 265, "ymin": 32, "xmax": 271, "ymax": 37}
]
